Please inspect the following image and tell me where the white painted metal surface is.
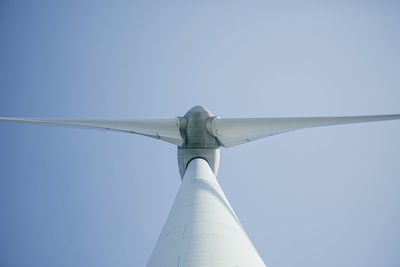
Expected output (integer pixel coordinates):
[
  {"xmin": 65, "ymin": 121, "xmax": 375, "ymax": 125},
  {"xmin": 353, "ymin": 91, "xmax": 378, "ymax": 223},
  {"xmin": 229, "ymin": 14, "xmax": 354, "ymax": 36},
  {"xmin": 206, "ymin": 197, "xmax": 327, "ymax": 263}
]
[
  {"xmin": 211, "ymin": 114, "xmax": 400, "ymax": 147},
  {"xmin": 147, "ymin": 158, "xmax": 266, "ymax": 267},
  {"xmin": 2, "ymin": 108, "xmax": 400, "ymax": 266}
]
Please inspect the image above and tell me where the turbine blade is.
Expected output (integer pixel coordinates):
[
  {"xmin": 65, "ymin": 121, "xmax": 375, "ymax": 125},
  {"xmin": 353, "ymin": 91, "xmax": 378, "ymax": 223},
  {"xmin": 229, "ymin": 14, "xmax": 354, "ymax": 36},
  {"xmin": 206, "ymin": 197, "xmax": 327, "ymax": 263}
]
[
  {"xmin": 211, "ymin": 114, "xmax": 400, "ymax": 147},
  {"xmin": 0, "ymin": 117, "xmax": 183, "ymax": 146}
]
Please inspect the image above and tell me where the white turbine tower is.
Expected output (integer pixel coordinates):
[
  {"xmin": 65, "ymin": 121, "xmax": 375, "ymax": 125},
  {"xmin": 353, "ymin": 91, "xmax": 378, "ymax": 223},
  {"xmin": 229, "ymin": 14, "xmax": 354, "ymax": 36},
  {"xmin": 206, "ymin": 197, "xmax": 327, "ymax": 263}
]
[{"xmin": 1, "ymin": 105, "xmax": 400, "ymax": 266}]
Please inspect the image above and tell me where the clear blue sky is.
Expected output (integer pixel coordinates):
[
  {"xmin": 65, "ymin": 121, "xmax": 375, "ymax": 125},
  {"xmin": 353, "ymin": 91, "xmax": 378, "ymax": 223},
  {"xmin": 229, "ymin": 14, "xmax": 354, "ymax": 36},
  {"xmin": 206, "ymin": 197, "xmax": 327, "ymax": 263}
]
[{"xmin": 1, "ymin": 1, "xmax": 399, "ymax": 266}]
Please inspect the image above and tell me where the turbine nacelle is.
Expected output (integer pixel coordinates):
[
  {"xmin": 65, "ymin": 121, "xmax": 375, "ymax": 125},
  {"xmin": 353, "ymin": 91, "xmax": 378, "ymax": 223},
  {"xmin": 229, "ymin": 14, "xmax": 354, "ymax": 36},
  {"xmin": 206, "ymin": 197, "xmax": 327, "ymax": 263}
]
[{"xmin": 177, "ymin": 106, "xmax": 220, "ymax": 178}]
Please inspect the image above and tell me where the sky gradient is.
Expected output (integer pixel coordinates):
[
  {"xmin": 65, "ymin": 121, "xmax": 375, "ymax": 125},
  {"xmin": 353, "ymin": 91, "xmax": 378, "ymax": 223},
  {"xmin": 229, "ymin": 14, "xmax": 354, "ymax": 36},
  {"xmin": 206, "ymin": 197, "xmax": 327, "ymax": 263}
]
[{"xmin": 1, "ymin": 1, "xmax": 400, "ymax": 267}]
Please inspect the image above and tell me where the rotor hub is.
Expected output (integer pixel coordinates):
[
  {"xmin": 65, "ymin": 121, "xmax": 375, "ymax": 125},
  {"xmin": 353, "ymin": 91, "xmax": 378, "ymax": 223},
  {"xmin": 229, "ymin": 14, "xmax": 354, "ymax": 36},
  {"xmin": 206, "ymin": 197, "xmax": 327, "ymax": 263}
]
[{"xmin": 177, "ymin": 106, "xmax": 220, "ymax": 178}]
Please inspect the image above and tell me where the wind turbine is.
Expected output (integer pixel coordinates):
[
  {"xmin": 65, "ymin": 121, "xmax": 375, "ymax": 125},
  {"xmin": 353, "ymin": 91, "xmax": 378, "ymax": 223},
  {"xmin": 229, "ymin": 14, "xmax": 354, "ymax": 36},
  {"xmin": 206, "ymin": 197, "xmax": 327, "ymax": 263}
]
[{"xmin": 1, "ymin": 105, "xmax": 399, "ymax": 266}]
